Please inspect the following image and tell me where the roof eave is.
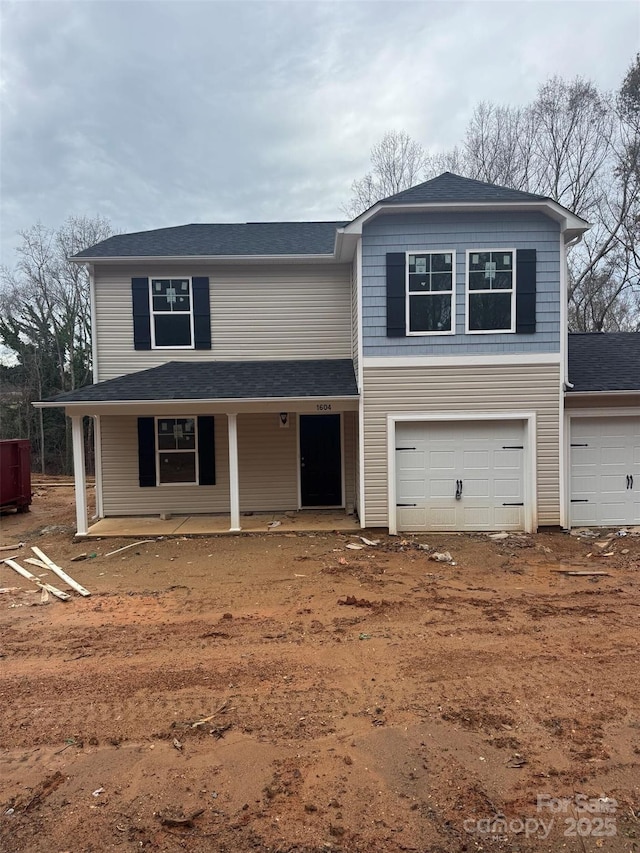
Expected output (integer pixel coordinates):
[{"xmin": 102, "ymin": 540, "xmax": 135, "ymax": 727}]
[
  {"xmin": 343, "ymin": 200, "xmax": 590, "ymax": 237},
  {"xmin": 70, "ymin": 252, "xmax": 341, "ymax": 265},
  {"xmin": 35, "ymin": 394, "xmax": 360, "ymax": 410}
]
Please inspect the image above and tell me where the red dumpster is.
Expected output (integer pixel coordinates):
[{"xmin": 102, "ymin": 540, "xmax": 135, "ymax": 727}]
[{"xmin": 0, "ymin": 439, "xmax": 32, "ymax": 513}]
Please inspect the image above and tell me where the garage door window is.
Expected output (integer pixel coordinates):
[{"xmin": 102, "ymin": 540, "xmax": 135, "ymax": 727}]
[
  {"xmin": 406, "ymin": 251, "xmax": 455, "ymax": 335},
  {"xmin": 466, "ymin": 250, "xmax": 515, "ymax": 333}
]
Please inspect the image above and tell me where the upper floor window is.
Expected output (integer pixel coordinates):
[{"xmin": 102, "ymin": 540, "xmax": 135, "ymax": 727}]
[
  {"xmin": 132, "ymin": 276, "xmax": 211, "ymax": 351},
  {"xmin": 466, "ymin": 250, "xmax": 515, "ymax": 333},
  {"xmin": 150, "ymin": 278, "xmax": 194, "ymax": 348},
  {"xmin": 406, "ymin": 251, "xmax": 455, "ymax": 335}
]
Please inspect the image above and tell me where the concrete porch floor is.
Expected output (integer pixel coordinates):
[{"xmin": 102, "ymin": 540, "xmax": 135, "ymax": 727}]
[{"xmin": 85, "ymin": 510, "xmax": 361, "ymax": 538}]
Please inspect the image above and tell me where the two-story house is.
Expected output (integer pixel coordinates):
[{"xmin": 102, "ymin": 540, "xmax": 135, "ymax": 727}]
[{"xmin": 39, "ymin": 173, "xmax": 640, "ymax": 536}]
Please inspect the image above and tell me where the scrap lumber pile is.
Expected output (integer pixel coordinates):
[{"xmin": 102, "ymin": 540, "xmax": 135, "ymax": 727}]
[{"xmin": 2, "ymin": 546, "xmax": 91, "ymax": 603}]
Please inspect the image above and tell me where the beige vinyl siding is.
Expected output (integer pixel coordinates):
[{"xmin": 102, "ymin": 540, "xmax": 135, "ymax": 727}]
[
  {"xmin": 101, "ymin": 414, "xmax": 231, "ymax": 516},
  {"xmin": 238, "ymin": 414, "xmax": 298, "ymax": 511},
  {"xmin": 241, "ymin": 411, "xmax": 358, "ymax": 513},
  {"xmin": 94, "ymin": 263, "xmax": 352, "ymax": 381},
  {"xmin": 100, "ymin": 411, "xmax": 359, "ymax": 517},
  {"xmin": 343, "ymin": 410, "xmax": 357, "ymax": 513},
  {"xmin": 363, "ymin": 363, "xmax": 561, "ymax": 527}
]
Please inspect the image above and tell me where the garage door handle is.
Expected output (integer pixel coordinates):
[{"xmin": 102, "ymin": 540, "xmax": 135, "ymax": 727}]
[
  {"xmin": 455, "ymin": 479, "xmax": 462, "ymax": 500},
  {"xmin": 630, "ymin": 475, "xmax": 634, "ymax": 490}
]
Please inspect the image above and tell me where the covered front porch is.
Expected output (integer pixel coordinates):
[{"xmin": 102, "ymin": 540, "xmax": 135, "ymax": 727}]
[
  {"xmin": 37, "ymin": 359, "xmax": 361, "ymax": 538},
  {"xmin": 85, "ymin": 508, "xmax": 360, "ymax": 538}
]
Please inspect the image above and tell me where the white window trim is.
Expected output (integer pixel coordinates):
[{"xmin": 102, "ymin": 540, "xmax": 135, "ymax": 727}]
[
  {"xmin": 155, "ymin": 416, "xmax": 199, "ymax": 486},
  {"xmin": 465, "ymin": 248, "xmax": 516, "ymax": 335},
  {"xmin": 149, "ymin": 276, "xmax": 196, "ymax": 350},
  {"xmin": 405, "ymin": 249, "xmax": 456, "ymax": 337}
]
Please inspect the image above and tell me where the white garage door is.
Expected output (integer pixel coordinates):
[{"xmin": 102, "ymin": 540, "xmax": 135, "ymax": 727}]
[
  {"xmin": 395, "ymin": 420, "xmax": 526, "ymax": 532},
  {"xmin": 570, "ymin": 417, "xmax": 640, "ymax": 527}
]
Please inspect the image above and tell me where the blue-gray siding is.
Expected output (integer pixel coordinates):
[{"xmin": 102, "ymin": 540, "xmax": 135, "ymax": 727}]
[{"xmin": 362, "ymin": 212, "xmax": 561, "ymax": 355}]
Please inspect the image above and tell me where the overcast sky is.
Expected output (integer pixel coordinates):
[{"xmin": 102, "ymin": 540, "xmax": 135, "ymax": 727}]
[{"xmin": 1, "ymin": 0, "xmax": 638, "ymax": 265}]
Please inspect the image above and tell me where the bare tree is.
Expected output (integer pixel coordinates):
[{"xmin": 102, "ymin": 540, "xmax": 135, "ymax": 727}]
[
  {"xmin": 451, "ymin": 74, "xmax": 640, "ymax": 330},
  {"xmin": 0, "ymin": 215, "xmax": 114, "ymax": 473},
  {"xmin": 342, "ymin": 131, "xmax": 430, "ymax": 218},
  {"xmin": 345, "ymin": 63, "xmax": 640, "ymax": 330}
]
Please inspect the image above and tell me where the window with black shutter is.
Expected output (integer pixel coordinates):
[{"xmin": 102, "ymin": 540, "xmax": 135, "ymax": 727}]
[
  {"xmin": 137, "ymin": 416, "xmax": 216, "ymax": 487},
  {"xmin": 131, "ymin": 277, "xmax": 211, "ymax": 350}
]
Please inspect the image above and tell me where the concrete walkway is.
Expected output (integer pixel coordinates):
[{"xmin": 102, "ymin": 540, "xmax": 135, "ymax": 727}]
[{"xmin": 86, "ymin": 510, "xmax": 360, "ymax": 538}]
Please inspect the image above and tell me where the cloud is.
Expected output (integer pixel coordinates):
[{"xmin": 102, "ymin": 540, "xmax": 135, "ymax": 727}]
[{"xmin": 1, "ymin": 0, "xmax": 638, "ymax": 263}]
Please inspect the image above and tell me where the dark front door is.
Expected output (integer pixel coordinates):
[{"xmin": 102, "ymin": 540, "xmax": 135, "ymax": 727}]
[{"xmin": 300, "ymin": 414, "xmax": 342, "ymax": 506}]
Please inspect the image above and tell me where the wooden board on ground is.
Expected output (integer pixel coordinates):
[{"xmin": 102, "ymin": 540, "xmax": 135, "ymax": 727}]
[
  {"xmin": 549, "ymin": 569, "xmax": 610, "ymax": 576},
  {"xmin": 104, "ymin": 540, "xmax": 154, "ymax": 557},
  {"xmin": 3, "ymin": 559, "xmax": 71, "ymax": 601},
  {"xmin": 30, "ymin": 547, "xmax": 91, "ymax": 597}
]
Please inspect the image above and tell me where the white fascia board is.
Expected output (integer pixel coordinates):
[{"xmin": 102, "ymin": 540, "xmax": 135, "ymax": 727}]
[
  {"xmin": 35, "ymin": 395, "xmax": 360, "ymax": 411},
  {"xmin": 342, "ymin": 201, "xmax": 590, "ymax": 236},
  {"xmin": 70, "ymin": 253, "xmax": 340, "ymax": 265},
  {"xmin": 363, "ymin": 353, "xmax": 560, "ymax": 368}
]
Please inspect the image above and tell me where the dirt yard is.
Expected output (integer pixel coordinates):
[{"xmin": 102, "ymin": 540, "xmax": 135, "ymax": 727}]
[{"xmin": 0, "ymin": 479, "xmax": 639, "ymax": 853}]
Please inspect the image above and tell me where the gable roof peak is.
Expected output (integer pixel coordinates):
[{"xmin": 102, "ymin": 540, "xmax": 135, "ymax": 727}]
[{"xmin": 378, "ymin": 171, "xmax": 550, "ymax": 206}]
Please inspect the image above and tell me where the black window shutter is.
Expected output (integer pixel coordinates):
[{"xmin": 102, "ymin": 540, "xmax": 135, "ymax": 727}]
[
  {"xmin": 516, "ymin": 249, "xmax": 536, "ymax": 334},
  {"xmin": 192, "ymin": 277, "xmax": 212, "ymax": 350},
  {"xmin": 132, "ymin": 277, "xmax": 152, "ymax": 350},
  {"xmin": 197, "ymin": 416, "xmax": 216, "ymax": 485},
  {"xmin": 137, "ymin": 418, "xmax": 156, "ymax": 487},
  {"xmin": 386, "ymin": 253, "xmax": 406, "ymax": 337}
]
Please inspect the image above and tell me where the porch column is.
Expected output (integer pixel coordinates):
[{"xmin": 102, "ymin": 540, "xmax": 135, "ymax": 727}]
[
  {"xmin": 71, "ymin": 415, "xmax": 88, "ymax": 537},
  {"xmin": 93, "ymin": 415, "xmax": 104, "ymax": 519},
  {"xmin": 227, "ymin": 413, "xmax": 241, "ymax": 531}
]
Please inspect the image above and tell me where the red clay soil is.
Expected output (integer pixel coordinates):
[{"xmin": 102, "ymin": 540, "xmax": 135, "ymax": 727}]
[{"xmin": 0, "ymin": 478, "xmax": 638, "ymax": 852}]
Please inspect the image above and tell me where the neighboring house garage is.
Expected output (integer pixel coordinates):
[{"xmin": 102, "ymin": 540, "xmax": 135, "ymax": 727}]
[
  {"xmin": 570, "ymin": 417, "xmax": 639, "ymax": 526},
  {"xmin": 567, "ymin": 333, "xmax": 640, "ymax": 528}
]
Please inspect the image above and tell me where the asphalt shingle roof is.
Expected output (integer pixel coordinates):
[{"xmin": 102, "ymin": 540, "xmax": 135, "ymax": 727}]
[
  {"xmin": 379, "ymin": 172, "xmax": 551, "ymax": 205},
  {"xmin": 568, "ymin": 333, "xmax": 640, "ymax": 392},
  {"xmin": 73, "ymin": 173, "xmax": 586, "ymax": 260},
  {"xmin": 45, "ymin": 359, "xmax": 358, "ymax": 404},
  {"xmin": 73, "ymin": 222, "xmax": 346, "ymax": 259}
]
